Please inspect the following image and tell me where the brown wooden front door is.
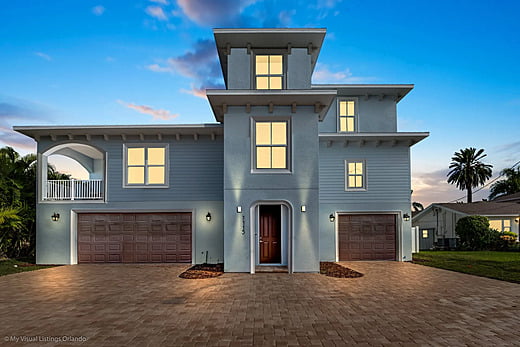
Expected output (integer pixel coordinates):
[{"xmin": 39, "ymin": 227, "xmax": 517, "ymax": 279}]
[{"xmin": 259, "ymin": 205, "xmax": 281, "ymax": 264}]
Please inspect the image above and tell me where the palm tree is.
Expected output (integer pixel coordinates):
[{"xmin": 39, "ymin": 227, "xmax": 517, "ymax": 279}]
[
  {"xmin": 489, "ymin": 167, "xmax": 520, "ymax": 200},
  {"xmin": 447, "ymin": 147, "xmax": 493, "ymax": 203}
]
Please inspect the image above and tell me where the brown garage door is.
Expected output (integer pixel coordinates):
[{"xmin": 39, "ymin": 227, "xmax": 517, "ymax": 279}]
[
  {"xmin": 77, "ymin": 213, "xmax": 191, "ymax": 263},
  {"xmin": 338, "ymin": 214, "xmax": 396, "ymax": 261}
]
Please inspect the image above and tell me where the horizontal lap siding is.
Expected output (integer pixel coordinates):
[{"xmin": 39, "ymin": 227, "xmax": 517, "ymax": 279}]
[
  {"xmin": 107, "ymin": 138, "xmax": 224, "ymax": 202},
  {"xmin": 319, "ymin": 142, "xmax": 410, "ymax": 203}
]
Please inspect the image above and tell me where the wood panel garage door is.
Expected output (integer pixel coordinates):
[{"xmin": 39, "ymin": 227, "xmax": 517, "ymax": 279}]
[
  {"xmin": 338, "ymin": 214, "xmax": 396, "ymax": 261},
  {"xmin": 77, "ymin": 213, "xmax": 191, "ymax": 263}
]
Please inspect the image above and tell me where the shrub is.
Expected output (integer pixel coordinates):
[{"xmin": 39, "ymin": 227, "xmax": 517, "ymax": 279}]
[{"xmin": 456, "ymin": 216, "xmax": 492, "ymax": 250}]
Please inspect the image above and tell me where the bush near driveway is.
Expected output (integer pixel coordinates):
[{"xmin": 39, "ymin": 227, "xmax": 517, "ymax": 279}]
[{"xmin": 413, "ymin": 251, "xmax": 520, "ymax": 283}]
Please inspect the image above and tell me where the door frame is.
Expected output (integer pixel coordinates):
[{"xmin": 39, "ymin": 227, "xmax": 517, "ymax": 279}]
[
  {"xmin": 70, "ymin": 208, "xmax": 195, "ymax": 265},
  {"xmin": 334, "ymin": 211, "xmax": 403, "ymax": 262},
  {"xmin": 249, "ymin": 201, "xmax": 293, "ymax": 274}
]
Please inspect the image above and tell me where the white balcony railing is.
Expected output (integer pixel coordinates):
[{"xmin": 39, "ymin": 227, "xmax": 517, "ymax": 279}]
[{"xmin": 44, "ymin": 179, "xmax": 104, "ymax": 201}]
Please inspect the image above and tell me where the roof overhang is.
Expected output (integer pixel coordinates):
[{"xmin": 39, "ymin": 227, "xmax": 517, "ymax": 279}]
[
  {"xmin": 312, "ymin": 84, "xmax": 414, "ymax": 103},
  {"xmin": 319, "ymin": 132, "xmax": 429, "ymax": 147},
  {"xmin": 14, "ymin": 124, "xmax": 223, "ymax": 141},
  {"xmin": 206, "ymin": 89, "xmax": 337, "ymax": 122},
  {"xmin": 214, "ymin": 28, "xmax": 326, "ymax": 85}
]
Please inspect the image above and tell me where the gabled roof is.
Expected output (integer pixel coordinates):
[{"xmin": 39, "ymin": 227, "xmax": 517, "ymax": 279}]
[
  {"xmin": 493, "ymin": 192, "xmax": 520, "ymax": 202},
  {"xmin": 413, "ymin": 202, "xmax": 520, "ymax": 221},
  {"xmin": 214, "ymin": 28, "xmax": 326, "ymax": 86}
]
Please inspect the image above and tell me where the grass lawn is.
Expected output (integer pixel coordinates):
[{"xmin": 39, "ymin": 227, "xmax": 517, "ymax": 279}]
[
  {"xmin": 413, "ymin": 251, "xmax": 520, "ymax": 283},
  {"xmin": 0, "ymin": 259, "xmax": 56, "ymax": 277}
]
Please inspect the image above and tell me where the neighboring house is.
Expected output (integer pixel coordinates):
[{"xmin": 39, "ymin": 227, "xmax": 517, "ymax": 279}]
[
  {"xmin": 412, "ymin": 200, "xmax": 520, "ymax": 250},
  {"xmin": 14, "ymin": 28, "xmax": 428, "ymax": 273}
]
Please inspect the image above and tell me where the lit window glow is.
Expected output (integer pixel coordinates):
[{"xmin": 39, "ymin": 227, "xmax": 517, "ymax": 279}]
[
  {"xmin": 255, "ymin": 121, "xmax": 288, "ymax": 169},
  {"xmin": 255, "ymin": 55, "xmax": 283, "ymax": 90},
  {"xmin": 339, "ymin": 100, "xmax": 356, "ymax": 132},
  {"xmin": 346, "ymin": 161, "xmax": 365, "ymax": 189},
  {"xmin": 490, "ymin": 219, "xmax": 512, "ymax": 232},
  {"xmin": 422, "ymin": 230, "xmax": 429, "ymax": 238},
  {"xmin": 126, "ymin": 146, "xmax": 167, "ymax": 186}
]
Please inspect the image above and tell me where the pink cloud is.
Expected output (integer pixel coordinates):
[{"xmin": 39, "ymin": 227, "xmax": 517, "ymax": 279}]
[
  {"xmin": 117, "ymin": 100, "xmax": 179, "ymax": 120},
  {"xmin": 312, "ymin": 63, "xmax": 376, "ymax": 83},
  {"xmin": 177, "ymin": 0, "xmax": 257, "ymax": 26}
]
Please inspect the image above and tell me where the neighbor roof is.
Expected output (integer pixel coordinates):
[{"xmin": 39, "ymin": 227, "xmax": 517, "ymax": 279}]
[
  {"xmin": 435, "ymin": 202, "xmax": 520, "ymax": 216},
  {"xmin": 493, "ymin": 192, "xmax": 520, "ymax": 202}
]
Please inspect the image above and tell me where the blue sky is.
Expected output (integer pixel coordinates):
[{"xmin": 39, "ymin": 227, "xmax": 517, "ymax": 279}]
[{"xmin": 1, "ymin": 0, "xmax": 519, "ymax": 205}]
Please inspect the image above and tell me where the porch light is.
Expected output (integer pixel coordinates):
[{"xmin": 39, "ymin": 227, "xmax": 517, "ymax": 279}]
[
  {"xmin": 206, "ymin": 212, "xmax": 212, "ymax": 222},
  {"xmin": 51, "ymin": 213, "xmax": 60, "ymax": 222},
  {"xmin": 237, "ymin": 206, "xmax": 242, "ymax": 213},
  {"xmin": 301, "ymin": 205, "xmax": 306, "ymax": 212},
  {"xmin": 515, "ymin": 219, "xmax": 519, "ymax": 223},
  {"xmin": 403, "ymin": 213, "xmax": 410, "ymax": 221},
  {"xmin": 329, "ymin": 214, "xmax": 335, "ymax": 223}
]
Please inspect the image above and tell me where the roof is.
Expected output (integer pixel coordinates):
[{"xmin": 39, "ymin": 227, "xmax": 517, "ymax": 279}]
[
  {"xmin": 214, "ymin": 28, "xmax": 326, "ymax": 85},
  {"xmin": 13, "ymin": 124, "xmax": 224, "ymax": 140},
  {"xmin": 312, "ymin": 84, "xmax": 414, "ymax": 103},
  {"xmin": 493, "ymin": 192, "xmax": 520, "ymax": 202},
  {"xmin": 318, "ymin": 132, "xmax": 429, "ymax": 147},
  {"xmin": 206, "ymin": 89, "xmax": 337, "ymax": 122},
  {"xmin": 413, "ymin": 202, "xmax": 520, "ymax": 221}
]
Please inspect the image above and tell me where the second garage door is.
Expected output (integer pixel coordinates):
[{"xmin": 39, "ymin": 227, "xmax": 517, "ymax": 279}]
[
  {"xmin": 78, "ymin": 212, "xmax": 192, "ymax": 263},
  {"xmin": 338, "ymin": 214, "xmax": 396, "ymax": 261}
]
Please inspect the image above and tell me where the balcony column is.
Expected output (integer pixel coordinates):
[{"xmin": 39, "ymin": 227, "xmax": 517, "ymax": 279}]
[{"xmin": 70, "ymin": 179, "xmax": 75, "ymax": 201}]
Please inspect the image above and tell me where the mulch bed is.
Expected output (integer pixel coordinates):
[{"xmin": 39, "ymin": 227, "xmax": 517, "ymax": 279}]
[
  {"xmin": 179, "ymin": 263, "xmax": 224, "ymax": 279},
  {"xmin": 320, "ymin": 262, "xmax": 364, "ymax": 278}
]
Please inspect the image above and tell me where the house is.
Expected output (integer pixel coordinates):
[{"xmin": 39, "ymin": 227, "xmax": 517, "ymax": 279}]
[
  {"xmin": 412, "ymin": 200, "xmax": 520, "ymax": 250},
  {"xmin": 14, "ymin": 28, "xmax": 428, "ymax": 273}
]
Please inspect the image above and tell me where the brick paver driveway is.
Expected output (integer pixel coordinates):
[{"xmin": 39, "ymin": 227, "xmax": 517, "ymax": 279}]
[{"xmin": 1, "ymin": 262, "xmax": 519, "ymax": 346}]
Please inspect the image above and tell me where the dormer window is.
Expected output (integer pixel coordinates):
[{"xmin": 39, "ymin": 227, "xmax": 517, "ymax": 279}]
[
  {"xmin": 255, "ymin": 55, "xmax": 283, "ymax": 90},
  {"xmin": 338, "ymin": 99, "xmax": 357, "ymax": 132}
]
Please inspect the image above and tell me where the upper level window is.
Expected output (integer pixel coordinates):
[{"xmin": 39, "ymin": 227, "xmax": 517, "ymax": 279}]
[
  {"xmin": 254, "ymin": 120, "xmax": 289, "ymax": 170},
  {"xmin": 255, "ymin": 55, "xmax": 283, "ymax": 90},
  {"xmin": 125, "ymin": 145, "xmax": 168, "ymax": 187},
  {"xmin": 489, "ymin": 219, "xmax": 511, "ymax": 232},
  {"xmin": 345, "ymin": 160, "xmax": 366, "ymax": 190},
  {"xmin": 338, "ymin": 99, "xmax": 357, "ymax": 132}
]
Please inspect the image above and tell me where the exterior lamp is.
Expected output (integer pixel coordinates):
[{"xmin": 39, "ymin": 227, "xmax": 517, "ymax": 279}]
[
  {"xmin": 206, "ymin": 212, "xmax": 211, "ymax": 222},
  {"xmin": 301, "ymin": 205, "xmax": 306, "ymax": 212},
  {"xmin": 515, "ymin": 218, "xmax": 519, "ymax": 223},
  {"xmin": 237, "ymin": 206, "xmax": 242, "ymax": 213},
  {"xmin": 403, "ymin": 213, "xmax": 410, "ymax": 221},
  {"xmin": 329, "ymin": 214, "xmax": 335, "ymax": 223},
  {"xmin": 51, "ymin": 213, "xmax": 60, "ymax": 222}
]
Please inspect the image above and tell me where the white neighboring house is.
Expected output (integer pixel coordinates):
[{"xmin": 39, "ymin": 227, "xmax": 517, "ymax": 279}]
[{"xmin": 412, "ymin": 194, "xmax": 520, "ymax": 250}]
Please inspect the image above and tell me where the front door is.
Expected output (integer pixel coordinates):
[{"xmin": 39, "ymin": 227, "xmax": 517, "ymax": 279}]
[{"xmin": 259, "ymin": 205, "xmax": 281, "ymax": 264}]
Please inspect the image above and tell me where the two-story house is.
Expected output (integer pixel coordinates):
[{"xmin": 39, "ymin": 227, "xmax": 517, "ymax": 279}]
[{"xmin": 14, "ymin": 28, "xmax": 428, "ymax": 273}]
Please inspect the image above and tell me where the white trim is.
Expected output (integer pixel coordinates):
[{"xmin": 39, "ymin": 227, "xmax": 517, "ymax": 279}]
[
  {"xmin": 70, "ymin": 208, "xmax": 195, "ymax": 265},
  {"xmin": 249, "ymin": 201, "xmax": 293, "ymax": 274},
  {"xmin": 334, "ymin": 211, "xmax": 404, "ymax": 262},
  {"xmin": 123, "ymin": 143, "xmax": 170, "ymax": 188}
]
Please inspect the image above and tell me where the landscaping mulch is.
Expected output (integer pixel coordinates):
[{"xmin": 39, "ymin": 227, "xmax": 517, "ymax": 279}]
[
  {"xmin": 320, "ymin": 262, "xmax": 364, "ymax": 278},
  {"xmin": 179, "ymin": 263, "xmax": 224, "ymax": 279}
]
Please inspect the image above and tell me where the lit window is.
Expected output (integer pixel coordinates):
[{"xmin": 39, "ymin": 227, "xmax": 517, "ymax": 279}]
[
  {"xmin": 125, "ymin": 145, "xmax": 167, "ymax": 186},
  {"xmin": 422, "ymin": 230, "xmax": 429, "ymax": 238},
  {"xmin": 504, "ymin": 219, "xmax": 511, "ymax": 232},
  {"xmin": 489, "ymin": 219, "xmax": 512, "ymax": 232},
  {"xmin": 255, "ymin": 55, "xmax": 283, "ymax": 90},
  {"xmin": 345, "ymin": 160, "xmax": 365, "ymax": 190},
  {"xmin": 338, "ymin": 100, "xmax": 356, "ymax": 132},
  {"xmin": 254, "ymin": 121, "xmax": 288, "ymax": 170}
]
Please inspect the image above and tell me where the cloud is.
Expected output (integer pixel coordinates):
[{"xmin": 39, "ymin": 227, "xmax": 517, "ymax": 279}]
[
  {"xmin": 316, "ymin": 0, "xmax": 342, "ymax": 8},
  {"xmin": 495, "ymin": 141, "xmax": 520, "ymax": 153},
  {"xmin": 92, "ymin": 5, "xmax": 105, "ymax": 16},
  {"xmin": 117, "ymin": 100, "xmax": 179, "ymax": 120},
  {"xmin": 150, "ymin": 0, "xmax": 169, "ymax": 4},
  {"xmin": 176, "ymin": 0, "xmax": 257, "ymax": 26},
  {"xmin": 146, "ymin": 39, "xmax": 224, "ymax": 98},
  {"xmin": 34, "ymin": 52, "xmax": 52, "ymax": 61},
  {"xmin": 145, "ymin": 6, "xmax": 168, "ymax": 21},
  {"xmin": 312, "ymin": 63, "xmax": 376, "ymax": 83}
]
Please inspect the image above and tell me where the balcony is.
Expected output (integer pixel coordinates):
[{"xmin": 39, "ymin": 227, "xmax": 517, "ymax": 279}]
[{"xmin": 44, "ymin": 179, "xmax": 104, "ymax": 201}]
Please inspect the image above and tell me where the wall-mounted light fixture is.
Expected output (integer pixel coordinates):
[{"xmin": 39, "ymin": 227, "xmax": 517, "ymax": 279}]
[
  {"xmin": 329, "ymin": 214, "xmax": 335, "ymax": 223},
  {"xmin": 515, "ymin": 218, "xmax": 519, "ymax": 223},
  {"xmin": 301, "ymin": 205, "xmax": 306, "ymax": 212},
  {"xmin": 237, "ymin": 206, "xmax": 242, "ymax": 213},
  {"xmin": 206, "ymin": 212, "xmax": 212, "ymax": 221},
  {"xmin": 51, "ymin": 213, "xmax": 60, "ymax": 222},
  {"xmin": 403, "ymin": 213, "xmax": 410, "ymax": 221}
]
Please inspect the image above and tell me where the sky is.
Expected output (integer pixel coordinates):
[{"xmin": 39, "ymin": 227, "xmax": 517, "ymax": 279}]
[{"xmin": 0, "ymin": 0, "xmax": 519, "ymax": 206}]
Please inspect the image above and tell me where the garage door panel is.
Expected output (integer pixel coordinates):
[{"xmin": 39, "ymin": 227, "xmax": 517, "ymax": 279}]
[
  {"xmin": 338, "ymin": 214, "xmax": 396, "ymax": 261},
  {"xmin": 78, "ymin": 212, "xmax": 192, "ymax": 263}
]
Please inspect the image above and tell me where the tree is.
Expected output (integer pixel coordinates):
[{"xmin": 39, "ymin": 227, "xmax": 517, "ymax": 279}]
[
  {"xmin": 447, "ymin": 147, "xmax": 493, "ymax": 203},
  {"xmin": 489, "ymin": 167, "xmax": 520, "ymax": 200}
]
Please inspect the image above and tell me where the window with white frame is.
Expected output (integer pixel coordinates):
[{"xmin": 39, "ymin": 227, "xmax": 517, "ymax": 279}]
[
  {"xmin": 489, "ymin": 219, "xmax": 511, "ymax": 232},
  {"xmin": 338, "ymin": 99, "xmax": 357, "ymax": 132},
  {"xmin": 254, "ymin": 120, "xmax": 289, "ymax": 170},
  {"xmin": 255, "ymin": 55, "xmax": 283, "ymax": 90},
  {"xmin": 345, "ymin": 160, "xmax": 365, "ymax": 190},
  {"xmin": 124, "ymin": 145, "xmax": 168, "ymax": 187}
]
